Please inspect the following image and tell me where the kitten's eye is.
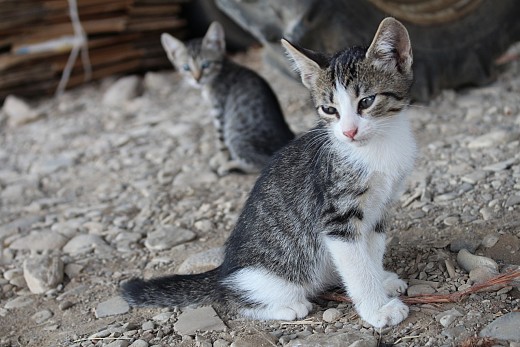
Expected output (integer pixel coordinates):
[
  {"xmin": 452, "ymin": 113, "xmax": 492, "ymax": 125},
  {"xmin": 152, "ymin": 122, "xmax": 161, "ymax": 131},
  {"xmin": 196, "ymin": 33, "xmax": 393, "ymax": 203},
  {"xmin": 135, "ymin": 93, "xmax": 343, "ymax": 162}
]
[
  {"xmin": 201, "ymin": 61, "xmax": 211, "ymax": 69},
  {"xmin": 182, "ymin": 64, "xmax": 190, "ymax": 71},
  {"xmin": 358, "ymin": 95, "xmax": 376, "ymax": 111},
  {"xmin": 321, "ymin": 106, "xmax": 338, "ymax": 116}
]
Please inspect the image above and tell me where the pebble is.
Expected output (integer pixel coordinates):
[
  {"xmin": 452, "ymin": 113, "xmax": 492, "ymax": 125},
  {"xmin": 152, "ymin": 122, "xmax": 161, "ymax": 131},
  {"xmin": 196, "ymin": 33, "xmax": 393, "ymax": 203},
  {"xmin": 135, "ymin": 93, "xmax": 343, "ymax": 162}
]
[
  {"xmin": 129, "ymin": 340, "xmax": 149, "ymax": 347},
  {"xmin": 456, "ymin": 249, "xmax": 499, "ymax": 273},
  {"xmin": 229, "ymin": 332, "xmax": 278, "ymax": 347},
  {"xmin": 407, "ymin": 284, "xmax": 436, "ymax": 296},
  {"xmin": 481, "ymin": 234, "xmax": 500, "ymax": 248},
  {"xmin": 479, "ymin": 312, "xmax": 520, "ymax": 341},
  {"xmin": 4, "ymin": 296, "xmax": 34, "ymax": 309},
  {"xmin": 467, "ymin": 130, "xmax": 511, "ymax": 148},
  {"xmin": 144, "ymin": 225, "xmax": 196, "ymax": 251},
  {"xmin": 177, "ymin": 247, "xmax": 225, "ymax": 274},
  {"xmin": 436, "ymin": 308, "xmax": 464, "ymax": 328},
  {"xmin": 461, "ymin": 171, "xmax": 488, "ymax": 184},
  {"xmin": 2, "ymin": 95, "xmax": 41, "ymax": 126},
  {"xmin": 174, "ymin": 306, "xmax": 226, "ymax": 335},
  {"xmin": 483, "ymin": 158, "xmax": 517, "ymax": 172},
  {"xmin": 141, "ymin": 321, "xmax": 154, "ymax": 331},
  {"xmin": 104, "ymin": 340, "xmax": 129, "ymax": 347},
  {"xmin": 23, "ymin": 254, "xmax": 64, "ymax": 294},
  {"xmin": 9, "ymin": 230, "xmax": 69, "ymax": 251},
  {"xmin": 103, "ymin": 75, "xmax": 141, "ymax": 107},
  {"xmin": 469, "ymin": 266, "xmax": 499, "ymax": 284},
  {"xmin": 322, "ymin": 308, "xmax": 342, "ymax": 323},
  {"xmin": 152, "ymin": 312, "xmax": 172, "ymax": 323},
  {"xmin": 62, "ymin": 234, "xmax": 110, "ymax": 254},
  {"xmin": 59, "ymin": 300, "xmax": 74, "ymax": 311},
  {"xmin": 505, "ymin": 194, "xmax": 520, "ymax": 207},
  {"xmin": 95, "ymin": 296, "xmax": 130, "ymax": 318},
  {"xmin": 31, "ymin": 309, "xmax": 53, "ymax": 324},
  {"xmin": 213, "ymin": 339, "xmax": 230, "ymax": 347}
]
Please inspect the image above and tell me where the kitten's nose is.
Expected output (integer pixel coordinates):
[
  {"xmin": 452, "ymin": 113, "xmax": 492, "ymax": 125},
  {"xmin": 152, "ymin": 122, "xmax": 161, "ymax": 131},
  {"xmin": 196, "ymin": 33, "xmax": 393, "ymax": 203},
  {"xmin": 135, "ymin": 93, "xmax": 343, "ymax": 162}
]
[
  {"xmin": 343, "ymin": 128, "xmax": 358, "ymax": 139},
  {"xmin": 192, "ymin": 70, "xmax": 202, "ymax": 82}
]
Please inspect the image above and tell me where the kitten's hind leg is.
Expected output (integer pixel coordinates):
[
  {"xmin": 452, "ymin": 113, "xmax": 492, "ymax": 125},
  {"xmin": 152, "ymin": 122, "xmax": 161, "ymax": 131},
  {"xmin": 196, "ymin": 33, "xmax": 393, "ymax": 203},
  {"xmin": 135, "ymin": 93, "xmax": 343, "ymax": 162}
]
[
  {"xmin": 217, "ymin": 159, "xmax": 259, "ymax": 176},
  {"xmin": 223, "ymin": 267, "xmax": 313, "ymax": 321}
]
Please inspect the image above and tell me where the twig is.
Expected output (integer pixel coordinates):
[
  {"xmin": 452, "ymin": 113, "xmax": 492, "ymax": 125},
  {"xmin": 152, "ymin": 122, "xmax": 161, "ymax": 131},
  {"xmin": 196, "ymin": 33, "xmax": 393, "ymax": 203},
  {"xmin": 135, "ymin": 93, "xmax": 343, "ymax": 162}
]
[
  {"xmin": 72, "ymin": 337, "xmax": 132, "ymax": 343},
  {"xmin": 322, "ymin": 270, "xmax": 520, "ymax": 305}
]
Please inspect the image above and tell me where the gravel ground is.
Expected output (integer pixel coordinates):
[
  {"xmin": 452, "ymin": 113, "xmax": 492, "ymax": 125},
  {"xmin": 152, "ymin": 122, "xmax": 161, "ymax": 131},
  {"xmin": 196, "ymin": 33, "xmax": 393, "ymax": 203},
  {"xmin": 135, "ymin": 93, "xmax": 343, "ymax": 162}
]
[{"xmin": 1, "ymin": 47, "xmax": 520, "ymax": 347}]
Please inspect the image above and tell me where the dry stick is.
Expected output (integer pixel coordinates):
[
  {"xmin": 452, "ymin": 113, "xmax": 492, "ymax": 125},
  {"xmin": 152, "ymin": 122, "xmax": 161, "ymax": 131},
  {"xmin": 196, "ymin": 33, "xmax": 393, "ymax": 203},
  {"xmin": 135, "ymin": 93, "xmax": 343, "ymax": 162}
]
[{"xmin": 322, "ymin": 270, "xmax": 520, "ymax": 305}]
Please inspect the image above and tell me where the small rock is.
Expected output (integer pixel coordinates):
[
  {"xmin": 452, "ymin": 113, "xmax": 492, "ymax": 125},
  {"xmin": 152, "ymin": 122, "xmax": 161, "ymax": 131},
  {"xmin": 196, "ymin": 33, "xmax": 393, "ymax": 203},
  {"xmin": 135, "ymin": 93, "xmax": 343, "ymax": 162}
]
[
  {"xmin": 407, "ymin": 284, "xmax": 436, "ymax": 296},
  {"xmin": 481, "ymin": 234, "xmax": 500, "ymax": 248},
  {"xmin": 469, "ymin": 266, "xmax": 499, "ymax": 284},
  {"xmin": 456, "ymin": 249, "xmax": 499, "ymax": 273},
  {"xmin": 505, "ymin": 194, "xmax": 520, "ymax": 207},
  {"xmin": 31, "ymin": 309, "xmax": 53, "ymax": 324},
  {"xmin": 95, "ymin": 296, "xmax": 130, "ymax": 318},
  {"xmin": 443, "ymin": 216, "xmax": 459, "ymax": 226},
  {"xmin": 436, "ymin": 308, "xmax": 463, "ymax": 328},
  {"xmin": 23, "ymin": 254, "xmax": 64, "ymax": 294},
  {"xmin": 9, "ymin": 231, "xmax": 69, "ymax": 251},
  {"xmin": 174, "ymin": 306, "xmax": 227, "ymax": 335},
  {"xmin": 63, "ymin": 234, "xmax": 110, "ymax": 254},
  {"xmin": 129, "ymin": 340, "xmax": 148, "ymax": 347},
  {"xmin": 141, "ymin": 321, "xmax": 154, "ymax": 331},
  {"xmin": 467, "ymin": 131, "xmax": 511, "ymax": 148},
  {"xmin": 177, "ymin": 247, "xmax": 225, "ymax": 274},
  {"xmin": 322, "ymin": 308, "xmax": 342, "ymax": 323},
  {"xmin": 450, "ymin": 238, "xmax": 480, "ymax": 253},
  {"xmin": 3, "ymin": 95, "xmax": 41, "ymax": 126},
  {"xmin": 152, "ymin": 312, "xmax": 172, "ymax": 323},
  {"xmin": 59, "ymin": 300, "xmax": 74, "ymax": 311},
  {"xmin": 445, "ymin": 259, "xmax": 457, "ymax": 278},
  {"xmin": 434, "ymin": 192, "xmax": 457, "ymax": 202},
  {"xmin": 103, "ymin": 75, "xmax": 141, "ymax": 107},
  {"xmin": 144, "ymin": 225, "xmax": 196, "ymax": 251},
  {"xmin": 461, "ymin": 171, "xmax": 488, "ymax": 184},
  {"xmin": 213, "ymin": 339, "xmax": 230, "ymax": 347},
  {"xmin": 483, "ymin": 158, "xmax": 517, "ymax": 172},
  {"xmin": 479, "ymin": 312, "xmax": 520, "ymax": 342},
  {"xmin": 4, "ymin": 296, "xmax": 34, "ymax": 309}
]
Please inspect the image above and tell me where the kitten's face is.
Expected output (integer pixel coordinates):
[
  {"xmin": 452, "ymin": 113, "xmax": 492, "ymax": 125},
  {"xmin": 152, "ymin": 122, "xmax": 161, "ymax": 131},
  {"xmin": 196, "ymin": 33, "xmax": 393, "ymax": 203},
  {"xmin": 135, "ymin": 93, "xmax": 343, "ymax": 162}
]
[
  {"xmin": 283, "ymin": 18, "xmax": 413, "ymax": 147},
  {"xmin": 161, "ymin": 22, "xmax": 225, "ymax": 88}
]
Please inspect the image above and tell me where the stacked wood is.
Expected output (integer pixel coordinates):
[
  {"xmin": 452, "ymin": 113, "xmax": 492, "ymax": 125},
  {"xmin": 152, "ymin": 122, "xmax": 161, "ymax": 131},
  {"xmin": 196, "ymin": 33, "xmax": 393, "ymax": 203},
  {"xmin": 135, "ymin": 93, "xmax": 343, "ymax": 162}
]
[{"xmin": 0, "ymin": 0, "xmax": 189, "ymax": 101}]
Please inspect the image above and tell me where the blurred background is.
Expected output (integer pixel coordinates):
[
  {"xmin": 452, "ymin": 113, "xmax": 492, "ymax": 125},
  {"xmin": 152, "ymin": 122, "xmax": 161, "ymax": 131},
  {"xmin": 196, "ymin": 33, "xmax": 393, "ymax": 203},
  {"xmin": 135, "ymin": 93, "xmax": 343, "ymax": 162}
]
[{"xmin": 1, "ymin": 0, "xmax": 520, "ymax": 102}]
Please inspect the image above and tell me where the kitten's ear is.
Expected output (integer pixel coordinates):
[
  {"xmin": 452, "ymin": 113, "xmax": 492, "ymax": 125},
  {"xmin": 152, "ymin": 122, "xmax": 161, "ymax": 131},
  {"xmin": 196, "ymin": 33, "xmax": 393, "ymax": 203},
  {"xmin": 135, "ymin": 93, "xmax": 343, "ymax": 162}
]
[
  {"xmin": 281, "ymin": 39, "xmax": 324, "ymax": 89},
  {"xmin": 161, "ymin": 33, "xmax": 186, "ymax": 63},
  {"xmin": 366, "ymin": 18, "xmax": 412, "ymax": 74},
  {"xmin": 202, "ymin": 22, "xmax": 226, "ymax": 54}
]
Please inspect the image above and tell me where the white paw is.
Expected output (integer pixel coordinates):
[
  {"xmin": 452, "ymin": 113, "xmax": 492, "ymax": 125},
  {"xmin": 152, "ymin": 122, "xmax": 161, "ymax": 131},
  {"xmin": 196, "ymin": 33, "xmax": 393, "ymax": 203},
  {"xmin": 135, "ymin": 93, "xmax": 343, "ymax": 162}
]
[
  {"xmin": 253, "ymin": 300, "xmax": 312, "ymax": 321},
  {"xmin": 383, "ymin": 272, "xmax": 407, "ymax": 297},
  {"xmin": 360, "ymin": 298, "xmax": 409, "ymax": 328}
]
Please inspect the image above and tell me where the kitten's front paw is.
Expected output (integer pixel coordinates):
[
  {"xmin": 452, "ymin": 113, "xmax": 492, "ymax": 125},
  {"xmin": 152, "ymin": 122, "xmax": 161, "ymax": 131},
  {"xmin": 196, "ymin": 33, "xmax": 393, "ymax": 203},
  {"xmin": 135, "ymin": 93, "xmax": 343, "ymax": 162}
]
[
  {"xmin": 383, "ymin": 272, "xmax": 407, "ymax": 297},
  {"xmin": 359, "ymin": 298, "xmax": 409, "ymax": 328}
]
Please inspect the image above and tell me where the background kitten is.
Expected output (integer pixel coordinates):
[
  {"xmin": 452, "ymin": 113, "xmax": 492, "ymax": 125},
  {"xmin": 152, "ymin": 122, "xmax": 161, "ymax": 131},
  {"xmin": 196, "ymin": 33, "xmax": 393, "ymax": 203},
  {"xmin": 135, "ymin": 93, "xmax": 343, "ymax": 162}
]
[
  {"xmin": 123, "ymin": 18, "xmax": 416, "ymax": 328},
  {"xmin": 161, "ymin": 22, "xmax": 294, "ymax": 175}
]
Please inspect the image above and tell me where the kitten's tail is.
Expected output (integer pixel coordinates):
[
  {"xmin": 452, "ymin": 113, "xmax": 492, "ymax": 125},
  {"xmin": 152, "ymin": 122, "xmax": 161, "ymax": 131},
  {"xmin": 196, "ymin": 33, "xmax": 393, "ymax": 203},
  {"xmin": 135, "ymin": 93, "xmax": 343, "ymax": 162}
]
[{"xmin": 121, "ymin": 267, "xmax": 221, "ymax": 307}]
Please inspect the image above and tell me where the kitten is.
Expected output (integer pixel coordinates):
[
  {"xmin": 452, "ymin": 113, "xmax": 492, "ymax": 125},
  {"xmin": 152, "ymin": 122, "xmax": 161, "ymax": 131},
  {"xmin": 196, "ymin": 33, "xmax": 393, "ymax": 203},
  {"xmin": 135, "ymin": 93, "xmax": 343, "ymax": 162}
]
[
  {"xmin": 161, "ymin": 22, "xmax": 294, "ymax": 175},
  {"xmin": 122, "ymin": 18, "xmax": 416, "ymax": 328}
]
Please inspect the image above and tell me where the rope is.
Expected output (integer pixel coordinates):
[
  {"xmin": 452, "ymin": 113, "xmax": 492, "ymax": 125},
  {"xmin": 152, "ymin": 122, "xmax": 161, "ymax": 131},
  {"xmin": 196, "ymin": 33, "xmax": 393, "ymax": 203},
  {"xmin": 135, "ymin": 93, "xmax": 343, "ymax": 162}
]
[{"xmin": 55, "ymin": 0, "xmax": 92, "ymax": 97}]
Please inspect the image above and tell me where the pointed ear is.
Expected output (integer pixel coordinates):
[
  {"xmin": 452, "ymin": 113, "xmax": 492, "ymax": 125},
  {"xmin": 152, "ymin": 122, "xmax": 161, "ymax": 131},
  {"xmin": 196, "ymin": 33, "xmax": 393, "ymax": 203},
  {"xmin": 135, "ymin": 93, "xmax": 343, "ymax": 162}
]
[
  {"xmin": 281, "ymin": 39, "xmax": 324, "ymax": 89},
  {"xmin": 202, "ymin": 22, "xmax": 225, "ymax": 53},
  {"xmin": 366, "ymin": 18, "xmax": 412, "ymax": 74},
  {"xmin": 161, "ymin": 33, "xmax": 186, "ymax": 64}
]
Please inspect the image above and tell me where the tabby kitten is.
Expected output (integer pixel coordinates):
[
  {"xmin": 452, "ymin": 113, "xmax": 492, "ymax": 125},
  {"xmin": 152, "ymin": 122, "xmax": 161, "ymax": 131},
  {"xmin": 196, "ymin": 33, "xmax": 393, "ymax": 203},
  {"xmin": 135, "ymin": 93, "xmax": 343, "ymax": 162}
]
[
  {"xmin": 123, "ymin": 18, "xmax": 416, "ymax": 328},
  {"xmin": 161, "ymin": 22, "xmax": 294, "ymax": 175}
]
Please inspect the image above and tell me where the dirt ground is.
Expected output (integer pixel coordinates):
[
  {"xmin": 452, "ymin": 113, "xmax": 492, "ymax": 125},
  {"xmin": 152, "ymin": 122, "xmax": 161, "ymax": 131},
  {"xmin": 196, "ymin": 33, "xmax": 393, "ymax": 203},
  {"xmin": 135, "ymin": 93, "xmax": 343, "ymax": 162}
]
[{"xmin": 0, "ymin": 47, "xmax": 519, "ymax": 347}]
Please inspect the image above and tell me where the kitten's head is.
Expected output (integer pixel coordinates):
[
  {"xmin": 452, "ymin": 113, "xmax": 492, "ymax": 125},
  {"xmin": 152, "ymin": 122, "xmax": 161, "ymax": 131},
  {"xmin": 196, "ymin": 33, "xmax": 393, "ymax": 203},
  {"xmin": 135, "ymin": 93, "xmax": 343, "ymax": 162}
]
[
  {"xmin": 282, "ymin": 18, "xmax": 413, "ymax": 147},
  {"xmin": 161, "ymin": 22, "xmax": 225, "ymax": 87}
]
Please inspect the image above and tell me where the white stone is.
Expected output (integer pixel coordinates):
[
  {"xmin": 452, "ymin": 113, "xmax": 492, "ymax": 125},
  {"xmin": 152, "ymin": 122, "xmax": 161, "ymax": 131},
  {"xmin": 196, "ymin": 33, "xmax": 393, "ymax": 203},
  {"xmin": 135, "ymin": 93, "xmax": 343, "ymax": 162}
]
[
  {"xmin": 31, "ymin": 309, "xmax": 53, "ymax": 324},
  {"xmin": 9, "ymin": 230, "xmax": 68, "ymax": 251},
  {"xmin": 23, "ymin": 254, "xmax": 64, "ymax": 294},
  {"xmin": 145, "ymin": 226, "xmax": 196, "ymax": 251},
  {"xmin": 4, "ymin": 296, "xmax": 34, "ymax": 309},
  {"xmin": 94, "ymin": 296, "xmax": 130, "ymax": 318},
  {"xmin": 322, "ymin": 308, "xmax": 342, "ymax": 323},
  {"xmin": 177, "ymin": 247, "xmax": 225, "ymax": 274},
  {"xmin": 467, "ymin": 130, "xmax": 511, "ymax": 148},
  {"xmin": 456, "ymin": 249, "xmax": 499, "ymax": 273},
  {"xmin": 103, "ymin": 75, "xmax": 141, "ymax": 107},
  {"xmin": 62, "ymin": 234, "xmax": 109, "ymax": 254},
  {"xmin": 174, "ymin": 306, "xmax": 227, "ymax": 335},
  {"xmin": 3, "ymin": 95, "xmax": 41, "ymax": 127}
]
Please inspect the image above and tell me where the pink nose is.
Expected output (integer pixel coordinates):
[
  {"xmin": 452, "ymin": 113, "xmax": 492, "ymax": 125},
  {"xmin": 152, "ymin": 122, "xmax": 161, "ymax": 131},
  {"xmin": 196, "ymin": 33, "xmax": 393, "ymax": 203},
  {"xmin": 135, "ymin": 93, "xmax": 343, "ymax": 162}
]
[{"xmin": 343, "ymin": 128, "xmax": 358, "ymax": 139}]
